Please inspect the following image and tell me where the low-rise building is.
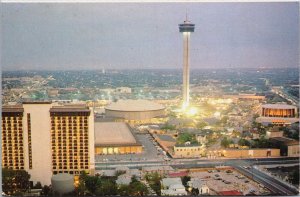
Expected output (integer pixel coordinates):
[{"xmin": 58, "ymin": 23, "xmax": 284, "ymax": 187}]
[
  {"xmin": 222, "ymin": 148, "xmax": 280, "ymax": 158},
  {"xmin": 94, "ymin": 122, "xmax": 143, "ymax": 154},
  {"xmin": 161, "ymin": 177, "xmax": 187, "ymax": 196},
  {"xmin": 269, "ymin": 137, "xmax": 299, "ymax": 156},
  {"xmin": 196, "ymin": 135, "xmax": 207, "ymax": 144},
  {"xmin": 187, "ymin": 178, "xmax": 210, "ymax": 195},
  {"xmin": 287, "ymin": 142, "xmax": 299, "ymax": 157},
  {"xmin": 266, "ymin": 128, "xmax": 284, "ymax": 139},
  {"xmin": 142, "ymin": 166, "xmax": 174, "ymax": 177},
  {"xmin": 173, "ymin": 144, "xmax": 202, "ymax": 158}
]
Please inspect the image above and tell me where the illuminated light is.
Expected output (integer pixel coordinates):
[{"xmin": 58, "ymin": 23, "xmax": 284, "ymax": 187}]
[
  {"xmin": 186, "ymin": 107, "xmax": 198, "ymax": 116},
  {"xmin": 214, "ymin": 111, "xmax": 221, "ymax": 117}
]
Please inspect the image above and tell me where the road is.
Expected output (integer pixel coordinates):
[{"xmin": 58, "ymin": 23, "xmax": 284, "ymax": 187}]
[
  {"xmin": 95, "ymin": 157, "xmax": 299, "ymax": 169},
  {"xmin": 234, "ymin": 165, "xmax": 298, "ymax": 195}
]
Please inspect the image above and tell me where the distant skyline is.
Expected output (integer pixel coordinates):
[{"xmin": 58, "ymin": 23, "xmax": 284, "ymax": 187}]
[{"xmin": 2, "ymin": 3, "xmax": 299, "ymax": 71}]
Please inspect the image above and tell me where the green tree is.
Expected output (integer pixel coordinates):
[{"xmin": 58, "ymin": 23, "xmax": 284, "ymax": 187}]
[
  {"xmin": 118, "ymin": 184, "xmax": 130, "ymax": 196},
  {"xmin": 289, "ymin": 170, "xmax": 299, "ymax": 185},
  {"xmin": 161, "ymin": 124, "xmax": 176, "ymax": 130},
  {"xmin": 41, "ymin": 185, "xmax": 51, "ymax": 196},
  {"xmin": 95, "ymin": 179, "xmax": 117, "ymax": 196},
  {"xmin": 221, "ymin": 137, "xmax": 230, "ymax": 148},
  {"xmin": 144, "ymin": 172, "xmax": 162, "ymax": 195},
  {"xmin": 2, "ymin": 168, "xmax": 31, "ymax": 195},
  {"xmin": 197, "ymin": 122, "xmax": 207, "ymax": 129},
  {"xmin": 177, "ymin": 133, "xmax": 198, "ymax": 145},
  {"xmin": 33, "ymin": 181, "xmax": 42, "ymax": 189},
  {"xmin": 181, "ymin": 176, "xmax": 191, "ymax": 187},
  {"xmin": 129, "ymin": 181, "xmax": 148, "ymax": 196},
  {"xmin": 238, "ymin": 139, "xmax": 250, "ymax": 147},
  {"xmin": 191, "ymin": 188, "xmax": 199, "ymax": 195},
  {"xmin": 85, "ymin": 176, "xmax": 101, "ymax": 194}
]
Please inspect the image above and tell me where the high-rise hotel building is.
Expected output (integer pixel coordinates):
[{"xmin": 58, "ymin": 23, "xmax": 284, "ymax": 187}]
[{"xmin": 2, "ymin": 101, "xmax": 95, "ymax": 185}]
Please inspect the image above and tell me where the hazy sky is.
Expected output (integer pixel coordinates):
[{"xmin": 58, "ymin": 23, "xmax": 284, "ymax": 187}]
[{"xmin": 2, "ymin": 3, "xmax": 299, "ymax": 70}]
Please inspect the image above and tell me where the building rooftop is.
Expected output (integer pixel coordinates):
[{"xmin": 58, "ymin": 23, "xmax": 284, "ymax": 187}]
[
  {"xmin": 94, "ymin": 122, "xmax": 140, "ymax": 146},
  {"xmin": 168, "ymin": 171, "xmax": 189, "ymax": 178},
  {"xmin": 262, "ymin": 104, "xmax": 297, "ymax": 109},
  {"xmin": 161, "ymin": 177, "xmax": 182, "ymax": 188},
  {"xmin": 50, "ymin": 105, "xmax": 90, "ymax": 113},
  {"xmin": 105, "ymin": 99, "xmax": 165, "ymax": 112},
  {"xmin": 23, "ymin": 101, "xmax": 52, "ymax": 104},
  {"xmin": 157, "ymin": 135, "xmax": 176, "ymax": 142},
  {"xmin": 2, "ymin": 106, "xmax": 24, "ymax": 113},
  {"xmin": 270, "ymin": 137, "xmax": 299, "ymax": 145},
  {"xmin": 218, "ymin": 190, "xmax": 243, "ymax": 196},
  {"xmin": 142, "ymin": 166, "xmax": 174, "ymax": 172}
]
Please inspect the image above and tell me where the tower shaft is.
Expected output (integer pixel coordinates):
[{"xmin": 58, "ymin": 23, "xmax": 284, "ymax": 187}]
[{"xmin": 183, "ymin": 32, "xmax": 190, "ymax": 108}]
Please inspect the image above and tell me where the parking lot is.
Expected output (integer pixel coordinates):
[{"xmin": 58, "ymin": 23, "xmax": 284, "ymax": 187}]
[
  {"xmin": 95, "ymin": 134, "xmax": 165, "ymax": 162},
  {"xmin": 190, "ymin": 169, "xmax": 271, "ymax": 195}
]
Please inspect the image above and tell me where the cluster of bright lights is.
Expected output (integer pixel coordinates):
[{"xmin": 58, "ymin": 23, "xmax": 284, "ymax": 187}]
[
  {"xmin": 180, "ymin": 104, "xmax": 198, "ymax": 117},
  {"xmin": 214, "ymin": 111, "xmax": 221, "ymax": 117},
  {"xmin": 187, "ymin": 107, "xmax": 198, "ymax": 116}
]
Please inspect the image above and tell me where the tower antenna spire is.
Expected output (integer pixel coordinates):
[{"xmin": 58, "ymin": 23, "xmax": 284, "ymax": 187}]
[{"xmin": 186, "ymin": 9, "xmax": 188, "ymax": 21}]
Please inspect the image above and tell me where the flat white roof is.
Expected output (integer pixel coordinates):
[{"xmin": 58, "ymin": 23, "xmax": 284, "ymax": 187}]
[
  {"xmin": 256, "ymin": 117, "xmax": 299, "ymax": 123},
  {"xmin": 262, "ymin": 104, "xmax": 297, "ymax": 110},
  {"xmin": 105, "ymin": 99, "xmax": 165, "ymax": 112},
  {"xmin": 94, "ymin": 122, "xmax": 137, "ymax": 145}
]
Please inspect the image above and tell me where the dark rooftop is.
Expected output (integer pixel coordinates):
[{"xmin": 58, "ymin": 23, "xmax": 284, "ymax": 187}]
[
  {"xmin": 157, "ymin": 134, "xmax": 176, "ymax": 142},
  {"xmin": 2, "ymin": 106, "xmax": 24, "ymax": 113}
]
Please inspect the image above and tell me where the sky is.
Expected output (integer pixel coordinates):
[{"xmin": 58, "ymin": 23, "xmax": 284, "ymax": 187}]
[{"xmin": 1, "ymin": 2, "xmax": 299, "ymax": 70}]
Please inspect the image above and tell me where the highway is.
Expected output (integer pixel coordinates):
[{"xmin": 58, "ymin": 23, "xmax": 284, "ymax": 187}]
[
  {"xmin": 234, "ymin": 165, "xmax": 299, "ymax": 195},
  {"xmin": 95, "ymin": 157, "xmax": 299, "ymax": 169}
]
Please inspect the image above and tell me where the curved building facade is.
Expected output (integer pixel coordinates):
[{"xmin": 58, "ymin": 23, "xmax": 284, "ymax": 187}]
[
  {"xmin": 105, "ymin": 100, "xmax": 165, "ymax": 120},
  {"xmin": 261, "ymin": 104, "xmax": 297, "ymax": 118}
]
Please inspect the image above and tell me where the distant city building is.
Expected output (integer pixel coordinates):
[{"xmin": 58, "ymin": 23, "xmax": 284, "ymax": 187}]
[
  {"xmin": 256, "ymin": 103, "xmax": 299, "ymax": 125},
  {"xmin": 223, "ymin": 94, "xmax": 265, "ymax": 101},
  {"xmin": 115, "ymin": 87, "xmax": 132, "ymax": 94},
  {"xmin": 105, "ymin": 99, "xmax": 165, "ymax": 121},
  {"xmin": 2, "ymin": 102, "xmax": 95, "ymax": 185},
  {"xmin": 47, "ymin": 89, "xmax": 59, "ymax": 97},
  {"xmin": 94, "ymin": 122, "xmax": 142, "ymax": 155}
]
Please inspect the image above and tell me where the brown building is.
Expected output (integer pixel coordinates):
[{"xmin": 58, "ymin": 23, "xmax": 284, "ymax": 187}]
[
  {"xmin": 256, "ymin": 104, "xmax": 299, "ymax": 126},
  {"xmin": 50, "ymin": 105, "xmax": 94, "ymax": 175},
  {"xmin": 173, "ymin": 144, "xmax": 203, "ymax": 158},
  {"xmin": 222, "ymin": 148, "xmax": 280, "ymax": 158},
  {"xmin": 2, "ymin": 106, "xmax": 25, "ymax": 170},
  {"xmin": 2, "ymin": 102, "xmax": 95, "ymax": 185},
  {"xmin": 94, "ymin": 122, "xmax": 142, "ymax": 154},
  {"xmin": 269, "ymin": 137, "xmax": 299, "ymax": 156},
  {"xmin": 261, "ymin": 104, "xmax": 297, "ymax": 118}
]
